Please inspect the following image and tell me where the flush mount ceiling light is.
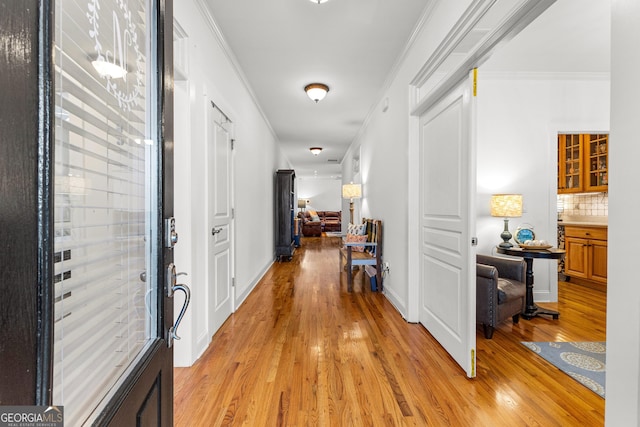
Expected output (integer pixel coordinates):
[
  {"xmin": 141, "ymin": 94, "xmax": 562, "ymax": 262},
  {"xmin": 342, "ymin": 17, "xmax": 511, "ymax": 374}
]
[
  {"xmin": 304, "ymin": 83, "xmax": 329, "ymax": 103},
  {"xmin": 92, "ymin": 59, "xmax": 127, "ymax": 79},
  {"xmin": 309, "ymin": 147, "xmax": 323, "ymax": 156},
  {"xmin": 309, "ymin": 0, "xmax": 329, "ymax": 3}
]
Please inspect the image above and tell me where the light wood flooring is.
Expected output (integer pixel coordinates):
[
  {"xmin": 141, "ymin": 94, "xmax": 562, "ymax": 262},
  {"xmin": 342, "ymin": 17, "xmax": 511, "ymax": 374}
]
[{"xmin": 174, "ymin": 237, "xmax": 605, "ymax": 426}]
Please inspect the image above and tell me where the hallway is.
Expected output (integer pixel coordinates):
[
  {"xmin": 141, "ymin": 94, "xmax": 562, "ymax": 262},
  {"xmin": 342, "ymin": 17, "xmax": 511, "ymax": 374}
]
[{"xmin": 174, "ymin": 237, "xmax": 605, "ymax": 426}]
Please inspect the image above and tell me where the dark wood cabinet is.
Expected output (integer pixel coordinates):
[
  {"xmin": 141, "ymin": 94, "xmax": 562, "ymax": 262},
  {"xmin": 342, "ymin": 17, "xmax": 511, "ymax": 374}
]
[{"xmin": 275, "ymin": 169, "xmax": 296, "ymax": 260}]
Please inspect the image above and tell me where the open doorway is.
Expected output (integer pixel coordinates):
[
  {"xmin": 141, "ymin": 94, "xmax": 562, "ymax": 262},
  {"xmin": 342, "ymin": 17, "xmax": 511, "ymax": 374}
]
[
  {"xmin": 408, "ymin": 0, "xmax": 609, "ymax": 376},
  {"xmin": 476, "ymin": 0, "xmax": 609, "ymax": 310}
]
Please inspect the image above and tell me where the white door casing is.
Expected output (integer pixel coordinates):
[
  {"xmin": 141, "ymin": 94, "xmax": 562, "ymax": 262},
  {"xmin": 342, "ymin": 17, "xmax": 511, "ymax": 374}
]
[
  {"xmin": 206, "ymin": 103, "xmax": 234, "ymax": 338},
  {"xmin": 418, "ymin": 72, "xmax": 477, "ymax": 377}
]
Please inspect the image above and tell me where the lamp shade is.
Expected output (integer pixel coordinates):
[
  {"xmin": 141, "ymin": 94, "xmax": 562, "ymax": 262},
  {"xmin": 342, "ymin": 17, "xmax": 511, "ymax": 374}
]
[
  {"xmin": 490, "ymin": 194, "xmax": 523, "ymax": 217},
  {"xmin": 342, "ymin": 183, "xmax": 362, "ymax": 199},
  {"xmin": 298, "ymin": 199, "xmax": 307, "ymax": 209}
]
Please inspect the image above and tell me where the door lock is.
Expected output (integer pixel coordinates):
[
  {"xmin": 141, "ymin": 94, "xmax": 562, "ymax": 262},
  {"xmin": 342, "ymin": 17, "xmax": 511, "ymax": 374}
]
[{"xmin": 165, "ymin": 217, "xmax": 179, "ymax": 248}]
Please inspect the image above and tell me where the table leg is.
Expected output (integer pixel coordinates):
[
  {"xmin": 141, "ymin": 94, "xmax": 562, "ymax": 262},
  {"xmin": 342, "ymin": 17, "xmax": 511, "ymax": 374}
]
[{"xmin": 521, "ymin": 257, "xmax": 559, "ymax": 320}]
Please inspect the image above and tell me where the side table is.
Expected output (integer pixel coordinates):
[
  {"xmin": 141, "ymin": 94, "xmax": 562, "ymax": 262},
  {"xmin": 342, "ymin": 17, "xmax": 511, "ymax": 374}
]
[{"xmin": 495, "ymin": 246, "xmax": 566, "ymax": 320}]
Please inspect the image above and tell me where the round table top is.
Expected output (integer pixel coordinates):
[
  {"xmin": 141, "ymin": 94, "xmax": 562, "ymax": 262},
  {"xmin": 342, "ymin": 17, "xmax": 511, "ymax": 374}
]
[{"xmin": 496, "ymin": 246, "xmax": 566, "ymax": 260}]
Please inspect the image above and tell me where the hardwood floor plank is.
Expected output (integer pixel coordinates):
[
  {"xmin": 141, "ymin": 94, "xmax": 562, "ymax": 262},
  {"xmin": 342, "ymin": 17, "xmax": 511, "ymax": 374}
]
[{"xmin": 175, "ymin": 237, "xmax": 605, "ymax": 426}]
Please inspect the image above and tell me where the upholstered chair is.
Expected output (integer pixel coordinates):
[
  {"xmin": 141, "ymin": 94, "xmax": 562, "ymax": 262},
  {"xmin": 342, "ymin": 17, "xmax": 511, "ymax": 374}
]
[{"xmin": 476, "ymin": 254, "xmax": 527, "ymax": 339}]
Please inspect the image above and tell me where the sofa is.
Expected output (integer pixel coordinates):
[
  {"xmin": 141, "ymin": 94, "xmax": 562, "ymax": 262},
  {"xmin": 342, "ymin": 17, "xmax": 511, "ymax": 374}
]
[
  {"xmin": 298, "ymin": 210, "xmax": 342, "ymax": 236},
  {"xmin": 476, "ymin": 254, "xmax": 526, "ymax": 339}
]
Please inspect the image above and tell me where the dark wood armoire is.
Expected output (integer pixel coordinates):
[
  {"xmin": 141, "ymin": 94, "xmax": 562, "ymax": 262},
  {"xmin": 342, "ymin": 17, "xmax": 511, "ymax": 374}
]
[{"xmin": 275, "ymin": 169, "xmax": 296, "ymax": 260}]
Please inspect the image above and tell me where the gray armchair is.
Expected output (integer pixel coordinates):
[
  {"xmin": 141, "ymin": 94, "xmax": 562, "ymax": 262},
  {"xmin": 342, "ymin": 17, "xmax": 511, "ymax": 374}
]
[{"xmin": 476, "ymin": 254, "xmax": 527, "ymax": 339}]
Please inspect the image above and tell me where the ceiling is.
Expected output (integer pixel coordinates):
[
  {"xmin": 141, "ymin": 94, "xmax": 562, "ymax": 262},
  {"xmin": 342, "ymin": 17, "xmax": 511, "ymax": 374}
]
[{"xmin": 203, "ymin": 0, "xmax": 610, "ymax": 179}]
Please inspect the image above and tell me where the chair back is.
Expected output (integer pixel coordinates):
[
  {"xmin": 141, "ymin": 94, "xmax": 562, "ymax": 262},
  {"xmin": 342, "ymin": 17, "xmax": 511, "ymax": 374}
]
[{"xmin": 362, "ymin": 219, "xmax": 383, "ymax": 257}]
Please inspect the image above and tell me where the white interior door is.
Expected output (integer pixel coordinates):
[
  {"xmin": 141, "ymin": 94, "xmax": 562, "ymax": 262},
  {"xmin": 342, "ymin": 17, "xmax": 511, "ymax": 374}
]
[
  {"xmin": 418, "ymin": 72, "xmax": 477, "ymax": 377},
  {"xmin": 207, "ymin": 104, "xmax": 234, "ymax": 336}
]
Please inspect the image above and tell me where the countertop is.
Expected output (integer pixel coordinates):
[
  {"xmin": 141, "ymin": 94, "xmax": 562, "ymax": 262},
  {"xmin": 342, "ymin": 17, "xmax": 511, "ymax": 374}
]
[{"xmin": 558, "ymin": 216, "xmax": 608, "ymax": 228}]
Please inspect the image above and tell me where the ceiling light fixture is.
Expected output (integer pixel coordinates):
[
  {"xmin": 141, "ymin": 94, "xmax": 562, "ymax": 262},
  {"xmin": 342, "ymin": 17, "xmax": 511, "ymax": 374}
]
[
  {"xmin": 310, "ymin": 147, "xmax": 323, "ymax": 156},
  {"xmin": 309, "ymin": 0, "xmax": 329, "ymax": 3},
  {"xmin": 92, "ymin": 58, "xmax": 127, "ymax": 79},
  {"xmin": 304, "ymin": 83, "xmax": 329, "ymax": 103}
]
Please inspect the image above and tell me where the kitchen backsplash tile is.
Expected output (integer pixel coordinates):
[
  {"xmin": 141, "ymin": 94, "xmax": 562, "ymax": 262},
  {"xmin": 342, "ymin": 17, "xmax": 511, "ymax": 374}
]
[{"xmin": 557, "ymin": 193, "xmax": 608, "ymax": 217}]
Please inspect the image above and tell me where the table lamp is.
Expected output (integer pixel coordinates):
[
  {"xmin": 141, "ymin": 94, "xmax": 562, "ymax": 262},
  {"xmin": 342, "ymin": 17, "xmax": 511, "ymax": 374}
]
[
  {"xmin": 490, "ymin": 194, "xmax": 522, "ymax": 248},
  {"xmin": 342, "ymin": 183, "xmax": 362, "ymax": 224}
]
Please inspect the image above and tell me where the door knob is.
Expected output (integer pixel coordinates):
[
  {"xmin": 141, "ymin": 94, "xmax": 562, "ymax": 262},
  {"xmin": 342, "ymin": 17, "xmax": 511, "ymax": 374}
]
[{"xmin": 211, "ymin": 227, "xmax": 223, "ymax": 235}]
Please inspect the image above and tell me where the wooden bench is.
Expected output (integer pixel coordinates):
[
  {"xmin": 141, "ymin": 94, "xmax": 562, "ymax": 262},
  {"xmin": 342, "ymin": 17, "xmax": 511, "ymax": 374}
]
[{"xmin": 339, "ymin": 219, "xmax": 383, "ymax": 292}]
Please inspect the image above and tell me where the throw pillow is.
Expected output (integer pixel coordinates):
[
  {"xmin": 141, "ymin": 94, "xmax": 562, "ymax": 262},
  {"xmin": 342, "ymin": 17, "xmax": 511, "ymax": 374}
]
[
  {"xmin": 307, "ymin": 209, "xmax": 318, "ymax": 217},
  {"xmin": 346, "ymin": 233, "xmax": 367, "ymax": 252},
  {"xmin": 347, "ymin": 223, "xmax": 366, "ymax": 235},
  {"xmin": 311, "ymin": 215, "xmax": 321, "ymax": 222}
]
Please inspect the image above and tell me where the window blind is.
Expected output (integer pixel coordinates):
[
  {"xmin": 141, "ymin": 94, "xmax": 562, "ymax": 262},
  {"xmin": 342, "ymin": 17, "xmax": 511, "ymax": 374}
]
[{"xmin": 53, "ymin": 0, "xmax": 157, "ymax": 424}]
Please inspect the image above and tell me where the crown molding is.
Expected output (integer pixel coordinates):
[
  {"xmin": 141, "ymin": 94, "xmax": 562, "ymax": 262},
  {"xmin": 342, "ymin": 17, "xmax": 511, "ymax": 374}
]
[
  {"xmin": 410, "ymin": 0, "xmax": 557, "ymax": 117},
  {"xmin": 193, "ymin": 0, "xmax": 279, "ymax": 143},
  {"xmin": 347, "ymin": 0, "xmax": 438, "ymax": 153}
]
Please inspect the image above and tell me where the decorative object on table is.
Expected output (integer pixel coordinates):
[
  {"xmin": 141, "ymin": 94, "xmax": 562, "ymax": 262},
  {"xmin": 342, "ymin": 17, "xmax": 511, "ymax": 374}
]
[
  {"xmin": 342, "ymin": 182, "xmax": 362, "ymax": 224},
  {"xmin": 514, "ymin": 224, "xmax": 535, "ymax": 245},
  {"xmin": 518, "ymin": 242, "xmax": 552, "ymax": 250},
  {"xmin": 521, "ymin": 341, "xmax": 606, "ymax": 398},
  {"xmin": 515, "ymin": 225, "xmax": 551, "ymax": 249},
  {"xmin": 490, "ymin": 194, "xmax": 523, "ymax": 248}
]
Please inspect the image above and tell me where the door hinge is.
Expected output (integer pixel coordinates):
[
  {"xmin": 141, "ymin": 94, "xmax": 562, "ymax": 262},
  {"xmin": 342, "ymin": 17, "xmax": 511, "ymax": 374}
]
[
  {"xmin": 232, "ymin": 277, "xmax": 235, "ymax": 287},
  {"xmin": 232, "ymin": 208, "xmax": 235, "ymax": 219},
  {"xmin": 231, "ymin": 139, "xmax": 235, "ymax": 150},
  {"xmin": 471, "ymin": 237, "xmax": 478, "ymax": 246},
  {"xmin": 473, "ymin": 68, "xmax": 478, "ymax": 97}
]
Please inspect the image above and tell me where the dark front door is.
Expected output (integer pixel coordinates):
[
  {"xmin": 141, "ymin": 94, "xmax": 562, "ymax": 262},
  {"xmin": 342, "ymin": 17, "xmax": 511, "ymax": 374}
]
[
  {"xmin": 53, "ymin": 0, "xmax": 177, "ymax": 424},
  {"xmin": 0, "ymin": 1, "xmax": 178, "ymax": 425}
]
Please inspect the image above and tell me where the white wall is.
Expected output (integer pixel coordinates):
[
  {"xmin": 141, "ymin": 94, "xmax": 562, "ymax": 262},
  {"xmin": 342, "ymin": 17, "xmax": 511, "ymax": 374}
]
[
  {"xmin": 606, "ymin": 1, "xmax": 640, "ymax": 424},
  {"xmin": 342, "ymin": 0, "xmax": 474, "ymax": 317},
  {"xmin": 173, "ymin": 0, "xmax": 288, "ymax": 366},
  {"xmin": 476, "ymin": 74, "xmax": 610, "ymax": 302},
  {"xmin": 297, "ymin": 177, "xmax": 342, "ymax": 212},
  {"xmin": 345, "ymin": 0, "xmax": 636, "ymax": 422}
]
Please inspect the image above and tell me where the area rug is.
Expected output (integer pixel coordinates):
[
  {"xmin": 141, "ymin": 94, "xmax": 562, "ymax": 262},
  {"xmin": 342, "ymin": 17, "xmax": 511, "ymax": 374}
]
[{"xmin": 521, "ymin": 341, "xmax": 606, "ymax": 398}]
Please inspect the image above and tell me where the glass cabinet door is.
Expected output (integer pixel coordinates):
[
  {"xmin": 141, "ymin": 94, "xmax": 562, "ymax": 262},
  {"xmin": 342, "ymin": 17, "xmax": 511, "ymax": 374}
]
[
  {"xmin": 586, "ymin": 134, "xmax": 608, "ymax": 192},
  {"xmin": 558, "ymin": 134, "xmax": 582, "ymax": 193}
]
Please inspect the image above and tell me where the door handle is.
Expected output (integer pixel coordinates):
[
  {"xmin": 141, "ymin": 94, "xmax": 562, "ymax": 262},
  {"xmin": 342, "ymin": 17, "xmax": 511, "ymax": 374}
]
[
  {"xmin": 212, "ymin": 227, "xmax": 223, "ymax": 235},
  {"xmin": 166, "ymin": 264, "xmax": 191, "ymax": 347},
  {"xmin": 168, "ymin": 283, "xmax": 191, "ymax": 347}
]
